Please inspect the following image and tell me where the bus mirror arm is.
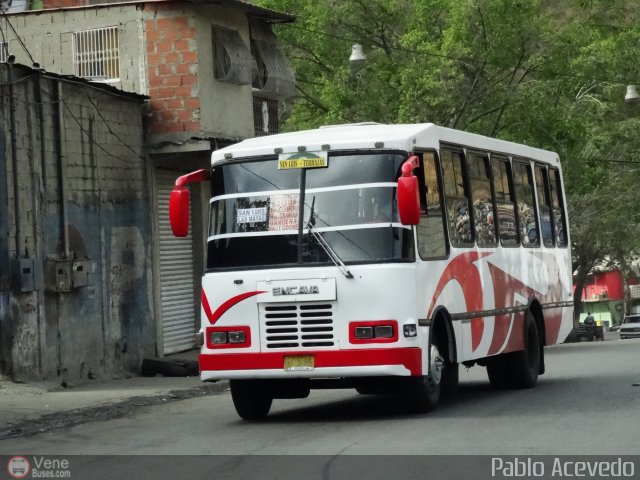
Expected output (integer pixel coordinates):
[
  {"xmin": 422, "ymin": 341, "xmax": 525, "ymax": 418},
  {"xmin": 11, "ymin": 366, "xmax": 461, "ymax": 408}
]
[
  {"xmin": 397, "ymin": 155, "xmax": 421, "ymax": 225},
  {"xmin": 169, "ymin": 169, "xmax": 211, "ymax": 237}
]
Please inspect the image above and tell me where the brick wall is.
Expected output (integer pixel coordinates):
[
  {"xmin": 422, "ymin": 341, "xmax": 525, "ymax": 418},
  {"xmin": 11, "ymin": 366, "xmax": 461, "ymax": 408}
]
[
  {"xmin": 0, "ymin": 64, "xmax": 154, "ymax": 383},
  {"xmin": 145, "ymin": 4, "xmax": 201, "ymax": 134}
]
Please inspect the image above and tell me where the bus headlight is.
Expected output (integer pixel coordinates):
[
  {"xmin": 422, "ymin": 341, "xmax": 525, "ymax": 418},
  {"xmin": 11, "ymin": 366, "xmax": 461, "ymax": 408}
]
[
  {"xmin": 350, "ymin": 321, "xmax": 398, "ymax": 343},
  {"xmin": 355, "ymin": 326, "xmax": 374, "ymax": 339},
  {"xmin": 227, "ymin": 331, "xmax": 246, "ymax": 344},
  {"xmin": 206, "ymin": 327, "xmax": 251, "ymax": 348},
  {"xmin": 210, "ymin": 332, "xmax": 227, "ymax": 344},
  {"xmin": 374, "ymin": 325, "xmax": 394, "ymax": 338}
]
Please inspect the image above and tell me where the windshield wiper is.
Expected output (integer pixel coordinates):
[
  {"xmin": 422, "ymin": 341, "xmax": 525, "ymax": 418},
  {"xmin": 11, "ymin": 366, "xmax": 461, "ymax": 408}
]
[{"xmin": 307, "ymin": 196, "xmax": 354, "ymax": 279}]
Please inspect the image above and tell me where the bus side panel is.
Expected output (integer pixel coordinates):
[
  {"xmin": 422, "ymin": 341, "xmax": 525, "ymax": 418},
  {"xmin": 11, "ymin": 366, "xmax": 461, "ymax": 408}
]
[{"xmin": 420, "ymin": 245, "xmax": 573, "ymax": 364}]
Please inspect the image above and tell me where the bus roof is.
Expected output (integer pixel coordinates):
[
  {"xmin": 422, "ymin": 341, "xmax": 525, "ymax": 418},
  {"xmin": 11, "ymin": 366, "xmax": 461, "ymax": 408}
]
[{"xmin": 211, "ymin": 123, "xmax": 559, "ymax": 167}]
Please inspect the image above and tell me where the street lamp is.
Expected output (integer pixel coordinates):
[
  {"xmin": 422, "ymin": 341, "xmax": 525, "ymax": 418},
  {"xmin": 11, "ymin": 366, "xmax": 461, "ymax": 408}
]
[
  {"xmin": 349, "ymin": 44, "xmax": 366, "ymax": 71},
  {"xmin": 625, "ymin": 85, "xmax": 640, "ymax": 104}
]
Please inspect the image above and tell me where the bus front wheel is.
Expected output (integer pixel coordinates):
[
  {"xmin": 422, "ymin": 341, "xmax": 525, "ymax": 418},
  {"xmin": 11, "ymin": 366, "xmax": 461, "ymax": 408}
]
[
  {"xmin": 405, "ymin": 344, "xmax": 446, "ymax": 413},
  {"xmin": 230, "ymin": 380, "xmax": 273, "ymax": 420}
]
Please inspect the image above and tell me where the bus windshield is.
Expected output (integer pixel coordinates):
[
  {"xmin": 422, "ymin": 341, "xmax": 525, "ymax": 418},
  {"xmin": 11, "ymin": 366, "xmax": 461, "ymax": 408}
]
[{"xmin": 207, "ymin": 152, "xmax": 414, "ymax": 270}]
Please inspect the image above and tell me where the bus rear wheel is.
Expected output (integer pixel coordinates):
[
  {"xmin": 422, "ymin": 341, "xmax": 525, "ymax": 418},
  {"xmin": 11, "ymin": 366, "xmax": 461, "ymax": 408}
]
[
  {"xmin": 230, "ymin": 380, "xmax": 273, "ymax": 420},
  {"xmin": 509, "ymin": 311, "xmax": 540, "ymax": 388},
  {"xmin": 486, "ymin": 355, "xmax": 511, "ymax": 388},
  {"xmin": 486, "ymin": 311, "xmax": 540, "ymax": 389}
]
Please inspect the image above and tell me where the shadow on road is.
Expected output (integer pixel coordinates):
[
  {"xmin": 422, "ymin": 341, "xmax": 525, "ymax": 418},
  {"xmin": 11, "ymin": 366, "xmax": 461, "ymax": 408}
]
[{"xmin": 246, "ymin": 341, "xmax": 640, "ymax": 424}]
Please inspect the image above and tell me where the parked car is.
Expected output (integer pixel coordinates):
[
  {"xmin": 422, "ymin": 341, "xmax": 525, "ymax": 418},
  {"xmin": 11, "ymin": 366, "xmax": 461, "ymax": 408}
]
[{"xmin": 620, "ymin": 315, "xmax": 640, "ymax": 339}]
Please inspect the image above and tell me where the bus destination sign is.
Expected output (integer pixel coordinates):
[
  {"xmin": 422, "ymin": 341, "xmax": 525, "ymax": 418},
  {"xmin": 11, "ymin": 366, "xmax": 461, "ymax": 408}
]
[{"xmin": 278, "ymin": 151, "xmax": 328, "ymax": 170}]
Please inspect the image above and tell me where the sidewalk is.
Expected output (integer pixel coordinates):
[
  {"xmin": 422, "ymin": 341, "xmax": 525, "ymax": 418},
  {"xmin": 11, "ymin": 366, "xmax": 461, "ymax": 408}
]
[{"xmin": 0, "ymin": 352, "xmax": 229, "ymax": 439}]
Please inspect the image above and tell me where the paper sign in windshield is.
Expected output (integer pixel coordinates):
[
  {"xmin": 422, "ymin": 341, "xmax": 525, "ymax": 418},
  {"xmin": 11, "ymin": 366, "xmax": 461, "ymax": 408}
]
[
  {"xmin": 268, "ymin": 194, "xmax": 299, "ymax": 231},
  {"xmin": 237, "ymin": 207, "xmax": 267, "ymax": 224}
]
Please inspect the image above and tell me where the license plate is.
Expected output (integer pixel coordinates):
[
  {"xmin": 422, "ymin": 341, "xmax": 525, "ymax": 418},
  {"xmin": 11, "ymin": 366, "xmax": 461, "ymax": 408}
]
[{"xmin": 284, "ymin": 355, "xmax": 315, "ymax": 371}]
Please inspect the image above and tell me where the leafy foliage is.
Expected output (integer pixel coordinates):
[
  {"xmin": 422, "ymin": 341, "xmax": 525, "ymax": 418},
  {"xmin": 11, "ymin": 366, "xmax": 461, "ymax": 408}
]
[{"xmin": 258, "ymin": 0, "xmax": 640, "ymax": 317}]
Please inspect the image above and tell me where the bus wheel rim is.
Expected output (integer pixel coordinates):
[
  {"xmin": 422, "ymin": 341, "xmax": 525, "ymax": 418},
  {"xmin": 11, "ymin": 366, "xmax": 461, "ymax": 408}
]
[{"xmin": 430, "ymin": 344, "xmax": 444, "ymax": 384}]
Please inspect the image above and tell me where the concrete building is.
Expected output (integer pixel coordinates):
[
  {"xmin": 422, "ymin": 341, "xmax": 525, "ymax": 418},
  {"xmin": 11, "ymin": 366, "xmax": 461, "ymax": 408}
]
[
  {"xmin": 0, "ymin": 63, "xmax": 150, "ymax": 382},
  {"xmin": 578, "ymin": 270, "xmax": 640, "ymax": 328},
  {"xmin": 1, "ymin": 0, "xmax": 295, "ymax": 366}
]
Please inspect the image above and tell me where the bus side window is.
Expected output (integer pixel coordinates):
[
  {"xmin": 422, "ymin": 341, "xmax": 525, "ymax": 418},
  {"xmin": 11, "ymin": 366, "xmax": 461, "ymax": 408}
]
[
  {"xmin": 535, "ymin": 165, "xmax": 554, "ymax": 247},
  {"xmin": 550, "ymin": 168, "xmax": 568, "ymax": 247},
  {"xmin": 468, "ymin": 152, "xmax": 497, "ymax": 247},
  {"xmin": 513, "ymin": 161, "xmax": 540, "ymax": 247},
  {"xmin": 441, "ymin": 148, "xmax": 473, "ymax": 247},
  {"xmin": 491, "ymin": 157, "xmax": 519, "ymax": 246},
  {"xmin": 417, "ymin": 151, "xmax": 448, "ymax": 259}
]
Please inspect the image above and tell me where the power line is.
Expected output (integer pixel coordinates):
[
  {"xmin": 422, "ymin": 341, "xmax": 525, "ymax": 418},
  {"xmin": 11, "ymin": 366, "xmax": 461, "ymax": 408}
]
[
  {"xmin": 38, "ymin": 83, "xmax": 143, "ymax": 166},
  {"xmin": 0, "ymin": 72, "xmax": 36, "ymax": 86},
  {"xmin": 80, "ymin": 85, "xmax": 146, "ymax": 162},
  {"xmin": 35, "ymin": 77, "xmax": 146, "ymax": 165},
  {"xmin": 0, "ymin": 6, "xmax": 36, "ymax": 66},
  {"xmin": 0, "ymin": 14, "xmax": 7, "ymax": 48},
  {"xmin": 61, "ymin": 98, "xmax": 143, "ymax": 166}
]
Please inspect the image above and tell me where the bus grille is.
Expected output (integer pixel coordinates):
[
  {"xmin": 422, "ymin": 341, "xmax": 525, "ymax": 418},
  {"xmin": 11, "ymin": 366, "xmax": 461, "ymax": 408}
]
[{"xmin": 260, "ymin": 303, "xmax": 334, "ymax": 349}]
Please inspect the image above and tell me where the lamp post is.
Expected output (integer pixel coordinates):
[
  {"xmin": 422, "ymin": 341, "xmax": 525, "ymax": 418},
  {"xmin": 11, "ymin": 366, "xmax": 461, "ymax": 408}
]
[{"xmin": 347, "ymin": 44, "xmax": 367, "ymax": 122}]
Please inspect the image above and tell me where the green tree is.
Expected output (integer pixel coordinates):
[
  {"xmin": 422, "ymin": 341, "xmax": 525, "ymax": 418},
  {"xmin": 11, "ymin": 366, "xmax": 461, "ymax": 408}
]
[{"xmin": 260, "ymin": 0, "xmax": 640, "ymax": 322}]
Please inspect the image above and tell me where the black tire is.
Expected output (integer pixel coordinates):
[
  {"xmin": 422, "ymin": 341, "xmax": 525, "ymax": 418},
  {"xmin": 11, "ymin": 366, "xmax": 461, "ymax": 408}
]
[
  {"xmin": 404, "ymin": 344, "xmax": 444, "ymax": 413},
  {"xmin": 230, "ymin": 380, "xmax": 273, "ymax": 420},
  {"xmin": 509, "ymin": 311, "xmax": 541, "ymax": 389},
  {"xmin": 441, "ymin": 361, "xmax": 459, "ymax": 398},
  {"xmin": 486, "ymin": 354, "xmax": 511, "ymax": 388}
]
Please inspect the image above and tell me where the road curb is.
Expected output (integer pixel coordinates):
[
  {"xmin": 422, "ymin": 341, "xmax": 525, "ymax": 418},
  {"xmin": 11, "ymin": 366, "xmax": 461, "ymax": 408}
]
[{"xmin": 0, "ymin": 380, "xmax": 229, "ymax": 440}]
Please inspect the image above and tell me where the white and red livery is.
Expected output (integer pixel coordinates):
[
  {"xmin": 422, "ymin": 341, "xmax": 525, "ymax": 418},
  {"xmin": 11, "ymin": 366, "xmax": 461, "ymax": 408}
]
[{"xmin": 169, "ymin": 123, "xmax": 573, "ymax": 419}]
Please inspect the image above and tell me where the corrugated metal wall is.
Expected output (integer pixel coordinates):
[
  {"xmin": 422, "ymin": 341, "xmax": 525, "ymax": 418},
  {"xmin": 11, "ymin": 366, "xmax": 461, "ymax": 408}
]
[{"xmin": 156, "ymin": 170, "xmax": 197, "ymax": 354}]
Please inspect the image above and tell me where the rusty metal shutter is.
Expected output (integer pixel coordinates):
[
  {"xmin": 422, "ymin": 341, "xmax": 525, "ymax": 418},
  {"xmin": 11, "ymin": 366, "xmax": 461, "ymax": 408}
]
[{"xmin": 156, "ymin": 170, "xmax": 196, "ymax": 354}]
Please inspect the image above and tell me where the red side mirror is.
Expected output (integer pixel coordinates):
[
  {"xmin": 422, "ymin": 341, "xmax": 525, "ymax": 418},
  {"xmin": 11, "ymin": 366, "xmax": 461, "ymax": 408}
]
[
  {"xmin": 397, "ymin": 155, "xmax": 420, "ymax": 225},
  {"xmin": 169, "ymin": 188, "xmax": 190, "ymax": 237},
  {"xmin": 168, "ymin": 169, "xmax": 210, "ymax": 237}
]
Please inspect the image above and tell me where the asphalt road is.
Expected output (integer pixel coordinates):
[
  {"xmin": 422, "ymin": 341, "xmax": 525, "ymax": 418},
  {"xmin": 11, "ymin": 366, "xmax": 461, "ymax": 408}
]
[{"xmin": 1, "ymin": 338, "xmax": 639, "ymax": 479}]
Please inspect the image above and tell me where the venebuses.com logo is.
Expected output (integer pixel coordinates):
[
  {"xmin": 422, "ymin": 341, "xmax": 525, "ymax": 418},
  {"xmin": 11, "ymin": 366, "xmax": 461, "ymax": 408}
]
[
  {"xmin": 6, "ymin": 456, "xmax": 72, "ymax": 478},
  {"xmin": 7, "ymin": 456, "xmax": 30, "ymax": 479}
]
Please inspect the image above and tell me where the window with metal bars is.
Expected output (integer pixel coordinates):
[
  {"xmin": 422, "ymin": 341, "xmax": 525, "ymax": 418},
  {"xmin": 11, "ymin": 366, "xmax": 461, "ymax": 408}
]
[
  {"xmin": 72, "ymin": 26, "xmax": 120, "ymax": 82},
  {"xmin": 253, "ymin": 96, "xmax": 279, "ymax": 136}
]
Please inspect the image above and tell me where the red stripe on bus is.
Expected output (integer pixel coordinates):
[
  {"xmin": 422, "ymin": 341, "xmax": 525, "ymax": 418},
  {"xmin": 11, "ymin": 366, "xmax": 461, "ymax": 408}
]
[
  {"xmin": 199, "ymin": 348, "xmax": 422, "ymax": 376},
  {"xmin": 487, "ymin": 263, "xmax": 539, "ymax": 355},
  {"xmin": 427, "ymin": 252, "xmax": 491, "ymax": 352},
  {"xmin": 201, "ymin": 290, "xmax": 266, "ymax": 325}
]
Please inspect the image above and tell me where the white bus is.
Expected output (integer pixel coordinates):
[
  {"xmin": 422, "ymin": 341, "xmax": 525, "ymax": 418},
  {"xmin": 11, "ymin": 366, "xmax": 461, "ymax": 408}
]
[{"xmin": 169, "ymin": 123, "xmax": 574, "ymax": 420}]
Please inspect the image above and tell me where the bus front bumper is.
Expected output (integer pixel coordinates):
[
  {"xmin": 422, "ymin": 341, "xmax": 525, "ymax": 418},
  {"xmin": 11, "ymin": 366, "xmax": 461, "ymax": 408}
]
[{"xmin": 199, "ymin": 348, "xmax": 422, "ymax": 381}]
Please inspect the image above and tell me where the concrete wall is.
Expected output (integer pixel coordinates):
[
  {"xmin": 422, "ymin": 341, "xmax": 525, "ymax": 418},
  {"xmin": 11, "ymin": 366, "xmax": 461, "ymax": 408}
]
[
  {"xmin": 0, "ymin": 109, "xmax": 10, "ymax": 377},
  {"xmin": 143, "ymin": 2, "xmax": 254, "ymax": 140},
  {"xmin": 8, "ymin": 3, "xmax": 258, "ymax": 143},
  {"xmin": 192, "ymin": 5, "xmax": 254, "ymax": 139},
  {"xmin": 5, "ymin": 6, "xmax": 145, "ymax": 94},
  {"xmin": 0, "ymin": 64, "xmax": 153, "ymax": 383}
]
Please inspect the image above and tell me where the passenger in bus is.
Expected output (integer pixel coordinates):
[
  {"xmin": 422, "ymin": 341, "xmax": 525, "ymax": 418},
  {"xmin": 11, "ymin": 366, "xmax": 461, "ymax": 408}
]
[
  {"xmin": 449, "ymin": 199, "xmax": 471, "ymax": 244},
  {"xmin": 473, "ymin": 199, "xmax": 496, "ymax": 245},
  {"xmin": 519, "ymin": 203, "xmax": 537, "ymax": 246}
]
